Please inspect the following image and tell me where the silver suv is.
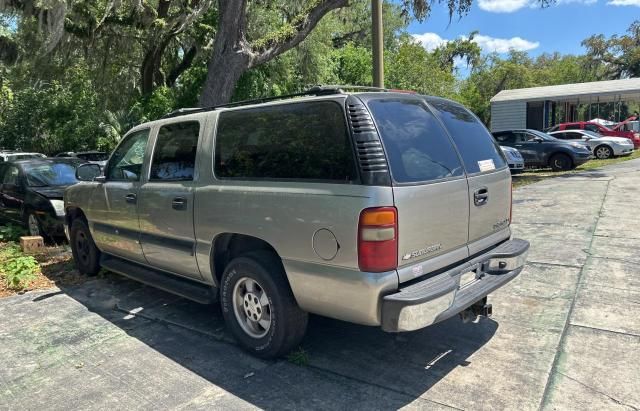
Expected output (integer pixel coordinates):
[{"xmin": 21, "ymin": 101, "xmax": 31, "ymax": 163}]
[{"xmin": 65, "ymin": 86, "xmax": 529, "ymax": 358}]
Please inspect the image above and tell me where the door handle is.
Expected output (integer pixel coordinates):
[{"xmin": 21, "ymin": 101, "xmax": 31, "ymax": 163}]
[
  {"xmin": 125, "ymin": 193, "xmax": 137, "ymax": 204},
  {"xmin": 474, "ymin": 187, "xmax": 489, "ymax": 206},
  {"xmin": 172, "ymin": 197, "xmax": 187, "ymax": 210}
]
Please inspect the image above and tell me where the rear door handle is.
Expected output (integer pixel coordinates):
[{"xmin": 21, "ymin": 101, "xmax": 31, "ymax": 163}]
[
  {"xmin": 172, "ymin": 197, "xmax": 187, "ymax": 210},
  {"xmin": 474, "ymin": 187, "xmax": 489, "ymax": 206},
  {"xmin": 125, "ymin": 193, "xmax": 137, "ymax": 204}
]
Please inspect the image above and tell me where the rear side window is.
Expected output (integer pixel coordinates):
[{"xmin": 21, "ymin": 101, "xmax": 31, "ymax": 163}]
[
  {"xmin": 214, "ymin": 101, "xmax": 356, "ymax": 182},
  {"xmin": 565, "ymin": 124, "xmax": 581, "ymax": 130},
  {"xmin": 426, "ymin": 98, "xmax": 506, "ymax": 174},
  {"xmin": 366, "ymin": 99, "xmax": 464, "ymax": 183},
  {"xmin": 493, "ymin": 132, "xmax": 515, "ymax": 144},
  {"xmin": 584, "ymin": 124, "xmax": 600, "ymax": 133},
  {"xmin": 150, "ymin": 122, "xmax": 200, "ymax": 181}
]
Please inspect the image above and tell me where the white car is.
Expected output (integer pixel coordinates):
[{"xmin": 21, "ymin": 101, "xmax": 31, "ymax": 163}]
[
  {"xmin": 500, "ymin": 145, "xmax": 525, "ymax": 174},
  {"xmin": 548, "ymin": 130, "xmax": 634, "ymax": 159},
  {"xmin": 0, "ymin": 152, "xmax": 47, "ymax": 162}
]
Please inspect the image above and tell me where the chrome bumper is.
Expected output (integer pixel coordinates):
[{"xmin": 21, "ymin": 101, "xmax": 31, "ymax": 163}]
[{"xmin": 381, "ymin": 238, "xmax": 529, "ymax": 332}]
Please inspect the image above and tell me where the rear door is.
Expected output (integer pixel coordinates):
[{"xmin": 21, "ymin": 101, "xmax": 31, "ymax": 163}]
[
  {"xmin": 425, "ymin": 98, "xmax": 511, "ymax": 253},
  {"xmin": 137, "ymin": 120, "xmax": 202, "ymax": 279},
  {"xmin": 365, "ymin": 97, "xmax": 470, "ymax": 283}
]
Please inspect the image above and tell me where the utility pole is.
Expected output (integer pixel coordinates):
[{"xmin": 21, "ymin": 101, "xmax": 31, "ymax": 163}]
[{"xmin": 372, "ymin": 0, "xmax": 384, "ymax": 88}]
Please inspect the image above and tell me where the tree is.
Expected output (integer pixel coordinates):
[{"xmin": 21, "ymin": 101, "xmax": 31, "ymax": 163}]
[{"xmin": 583, "ymin": 20, "xmax": 640, "ymax": 79}]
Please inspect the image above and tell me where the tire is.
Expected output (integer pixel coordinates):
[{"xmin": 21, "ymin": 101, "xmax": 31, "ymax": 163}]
[
  {"xmin": 25, "ymin": 211, "xmax": 43, "ymax": 237},
  {"xmin": 70, "ymin": 218, "xmax": 101, "ymax": 276},
  {"xmin": 549, "ymin": 153, "xmax": 573, "ymax": 172},
  {"xmin": 220, "ymin": 251, "xmax": 308, "ymax": 359},
  {"xmin": 594, "ymin": 145, "xmax": 613, "ymax": 159}
]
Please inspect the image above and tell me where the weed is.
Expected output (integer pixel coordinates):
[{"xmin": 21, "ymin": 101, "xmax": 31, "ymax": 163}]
[
  {"xmin": 287, "ymin": 347, "xmax": 309, "ymax": 366},
  {"xmin": 0, "ymin": 223, "xmax": 27, "ymax": 242},
  {"xmin": 0, "ymin": 243, "xmax": 40, "ymax": 290}
]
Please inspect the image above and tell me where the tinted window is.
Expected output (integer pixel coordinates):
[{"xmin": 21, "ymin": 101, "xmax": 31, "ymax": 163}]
[
  {"xmin": 24, "ymin": 162, "xmax": 79, "ymax": 187},
  {"xmin": 584, "ymin": 124, "xmax": 600, "ymax": 133},
  {"xmin": 150, "ymin": 122, "xmax": 200, "ymax": 181},
  {"xmin": 107, "ymin": 129, "xmax": 150, "ymax": 181},
  {"xmin": 565, "ymin": 124, "xmax": 581, "ymax": 130},
  {"xmin": 565, "ymin": 132, "xmax": 583, "ymax": 140},
  {"xmin": 493, "ymin": 132, "xmax": 516, "ymax": 144},
  {"xmin": 552, "ymin": 132, "xmax": 568, "ymax": 140},
  {"xmin": 367, "ymin": 99, "xmax": 463, "ymax": 183},
  {"xmin": 426, "ymin": 98, "xmax": 506, "ymax": 174},
  {"xmin": 215, "ymin": 102, "xmax": 355, "ymax": 181},
  {"xmin": 1, "ymin": 166, "xmax": 19, "ymax": 185},
  {"xmin": 77, "ymin": 152, "xmax": 108, "ymax": 162}
]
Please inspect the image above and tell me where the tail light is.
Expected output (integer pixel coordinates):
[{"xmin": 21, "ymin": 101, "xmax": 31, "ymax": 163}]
[{"xmin": 358, "ymin": 207, "xmax": 398, "ymax": 272}]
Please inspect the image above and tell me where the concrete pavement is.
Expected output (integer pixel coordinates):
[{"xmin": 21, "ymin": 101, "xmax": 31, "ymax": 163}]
[{"xmin": 1, "ymin": 160, "xmax": 640, "ymax": 410}]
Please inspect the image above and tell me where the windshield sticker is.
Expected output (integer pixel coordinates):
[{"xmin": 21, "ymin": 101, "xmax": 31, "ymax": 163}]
[{"xmin": 478, "ymin": 159, "xmax": 495, "ymax": 172}]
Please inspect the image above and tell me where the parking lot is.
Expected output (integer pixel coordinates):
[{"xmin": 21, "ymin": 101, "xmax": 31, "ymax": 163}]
[{"xmin": 1, "ymin": 159, "xmax": 639, "ymax": 410}]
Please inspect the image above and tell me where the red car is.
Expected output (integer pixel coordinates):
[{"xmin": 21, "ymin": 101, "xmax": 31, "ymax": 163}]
[{"xmin": 548, "ymin": 121, "xmax": 640, "ymax": 148}]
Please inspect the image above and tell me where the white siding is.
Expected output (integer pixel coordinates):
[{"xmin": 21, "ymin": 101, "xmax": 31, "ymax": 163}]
[{"xmin": 490, "ymin": 101, "xmax": 526, "ymax": 132}]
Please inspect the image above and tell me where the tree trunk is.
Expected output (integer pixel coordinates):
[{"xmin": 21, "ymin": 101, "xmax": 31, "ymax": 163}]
[{"xmin": 198, "ymin": 48, "xmax": 250, "ymax": 107}]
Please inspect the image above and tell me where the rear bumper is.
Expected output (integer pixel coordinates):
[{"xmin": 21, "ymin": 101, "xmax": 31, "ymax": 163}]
[{"xmin": 381, "ymin": 238, "xmax": 529, "ymax": 332}]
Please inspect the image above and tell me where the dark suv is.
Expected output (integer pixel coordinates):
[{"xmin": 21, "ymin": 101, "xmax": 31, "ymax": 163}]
[{"xmin": 493, "ymin": 129, "xmax": 591, "ymax": 171}]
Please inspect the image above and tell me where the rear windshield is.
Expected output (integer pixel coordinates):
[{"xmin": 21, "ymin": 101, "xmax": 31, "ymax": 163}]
[
  {"xmin": 366, "ymin": 98, "xmax": 464, "ymax": 183},
  {"xmin": 425, "ymin": 98, "xmax": 507, "ymax": 174}
]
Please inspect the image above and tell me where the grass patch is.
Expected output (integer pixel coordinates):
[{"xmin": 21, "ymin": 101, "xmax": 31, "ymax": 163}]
[
  {"xmin": 512, "ymin": 150, "xmax": 640, "ymax": 188},
  {"xmin": 287, "ymin": 347, "xmax": 309, "ymax": 366},
  {"xmin": 0, "ymin": 243, "xmax": 40, "ymax": 291}
]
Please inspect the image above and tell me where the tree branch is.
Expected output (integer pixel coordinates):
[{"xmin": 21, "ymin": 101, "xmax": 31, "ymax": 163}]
[{"xmin": 250, "ymin": 0, "xmax": 349, "ymax": 67}]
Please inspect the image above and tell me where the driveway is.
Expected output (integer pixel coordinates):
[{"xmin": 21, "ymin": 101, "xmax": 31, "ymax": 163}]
[{"xmin": 1, "ymin": 160, "xmax": 639, "ymax": 410}]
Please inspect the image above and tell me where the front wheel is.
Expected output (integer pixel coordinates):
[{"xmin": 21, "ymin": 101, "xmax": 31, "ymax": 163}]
[
  {"xmin": 70, "ymin": 218, "xmax": 101, "ymax": 276},
  {"xmin": 220, "ymin": 251, "xmax": 308, "ymax": 359},
  {"xmin": 595, "ymin": 145, "xmax": 613, "ymax": 159},
  {"xmin": 549, "ymin": 153, "xmax": 573, "ymax": 172}
]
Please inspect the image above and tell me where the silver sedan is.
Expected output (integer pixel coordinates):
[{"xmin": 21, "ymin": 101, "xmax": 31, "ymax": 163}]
[{"xmin": 549, "ymin": 130, "xmax": 634, "ymax": 159}]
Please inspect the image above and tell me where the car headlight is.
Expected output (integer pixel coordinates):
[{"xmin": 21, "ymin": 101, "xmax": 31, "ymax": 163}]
[{"xmin": 49, "ymin": 199, "xmax": 65, "ymax": 217}]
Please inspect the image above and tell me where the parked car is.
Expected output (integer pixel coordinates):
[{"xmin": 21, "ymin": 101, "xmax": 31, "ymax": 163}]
[
  {"xmin": 547, "ymin": 121, "xmax": 640, "ymax": 149},
  {"xmin": 0, "ymin": 158, "xmax": 83, "ymax": 238},
  {"xmin": 548, "ymin": 129, "xmax": 634, "ymax": 159},
  {"xmin": 0, "ymin": 152, "xmax": 47, "ymax": 162},
  {"xmin": 56, "ymin": 151, "xmax": 109, "ymax": 167},
  {"xmin": 500, "ymin": 146, "xmax": 525, "ymax": 174},
  {"xmin": 492, "ymin": 129, "xmax": 592, "ymax": 171},
  {"xmin": 65, "ymin": 86, "xmax": 529, "ymax": 359},
  {"xmin": 614, "ymin": 118, "xmax": 639, "ymax": 134}
]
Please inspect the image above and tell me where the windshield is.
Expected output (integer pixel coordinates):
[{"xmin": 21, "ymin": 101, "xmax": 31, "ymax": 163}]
[
  {"xmin": 9, "ymin": 154, "xmax": 45, "ymax": 160},
  {"xmin": 582, "ymin": 130, "xmax": 601, "ymax": 138},
  {"xmin": 528, "ymin": 130, "xmax": 558, "ymax": 141},
  {"xmin": 24, "ymin": 162, "xmax": 79, "ymax": 187},
  {"xmin": 77, "ymin": 152, "xmax": 108, "ymax": 161}
]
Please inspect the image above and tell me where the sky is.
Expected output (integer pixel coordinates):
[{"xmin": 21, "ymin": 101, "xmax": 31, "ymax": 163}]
[{"xmin": 406, "ymin": 0, "xmax": 640, "ymax": 58}]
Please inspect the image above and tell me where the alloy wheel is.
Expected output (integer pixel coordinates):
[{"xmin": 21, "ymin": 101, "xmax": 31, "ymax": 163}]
[{"xmin": 232, "ymin": 277, "xmax": 272, "ymax": 339}]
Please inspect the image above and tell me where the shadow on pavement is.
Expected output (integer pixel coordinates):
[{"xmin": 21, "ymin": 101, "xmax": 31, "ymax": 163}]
[{"xmin": 39, "ymin": 273, "xmax": 498, "ymax": 409}]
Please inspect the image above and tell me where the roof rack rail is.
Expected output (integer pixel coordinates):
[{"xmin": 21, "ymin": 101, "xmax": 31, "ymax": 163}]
[{"xmin": 160, "ymin": 84, "xmax": 391, "ymax": 119}]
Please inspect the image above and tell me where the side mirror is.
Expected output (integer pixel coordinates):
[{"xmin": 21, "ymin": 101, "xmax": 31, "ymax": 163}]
[{"xmin": 76, "ymin": 163, "xmax": 103, "ymax": 182}]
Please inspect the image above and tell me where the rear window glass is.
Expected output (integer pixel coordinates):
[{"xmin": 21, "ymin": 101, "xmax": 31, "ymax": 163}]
[
  {"xmin": 214, "ymin": 101, "xmax": 356, "ymax": 182},
  {"xmin": 426, "ymin": 98, "xmax": 506, "ymax": 174},
  {"xmin": 366, "ymin": 99, "xmax": 464, "ymax": 183}
]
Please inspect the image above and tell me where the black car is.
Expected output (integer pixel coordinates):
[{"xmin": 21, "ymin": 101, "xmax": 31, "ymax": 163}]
[
  {"xmin": 55, "ymin": 151, "xmax": 109, "ymax": 166},
  {"xmin": 0, "ymin": 158, "xmax": 82, "ymax": 239},
  {"xmin": 492, "ymin": 129, "xmax": 591, "ymax": 171}
]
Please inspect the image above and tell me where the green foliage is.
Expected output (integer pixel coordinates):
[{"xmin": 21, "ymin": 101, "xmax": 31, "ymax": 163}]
[
  {"xmin": 0, "ymin": 224, "xmax": 27, "ymax": 242},
  {"xmin": 0, "ymin": 243, "xmax": 40, "ymax": 291},
  {"xmin": 287, "ymin": 347, "xmax": 309, "ymax": 366},
  {"xmin": 386, "ymin": 37, "xmax": 456, "ymax": 98}
]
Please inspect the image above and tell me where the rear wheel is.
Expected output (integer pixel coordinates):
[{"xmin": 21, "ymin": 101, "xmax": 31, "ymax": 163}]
[
  {"xmin": 549, "ymin": 153, "xmax": 572, "ymax": 172},
  {"xmin": 220, "ymin": 251, "xmax": 308, "ymax": 358},
  {"xmin": 26, "ymin": 212, "xmax": 42, "ymax": 237},
  {"xmin": 70, "ymin": 218, "xmax": 101, "ymax": 276},
  {"xmin": 595, "ymin": 145, "xmax": 613, "ymax": 159}
]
